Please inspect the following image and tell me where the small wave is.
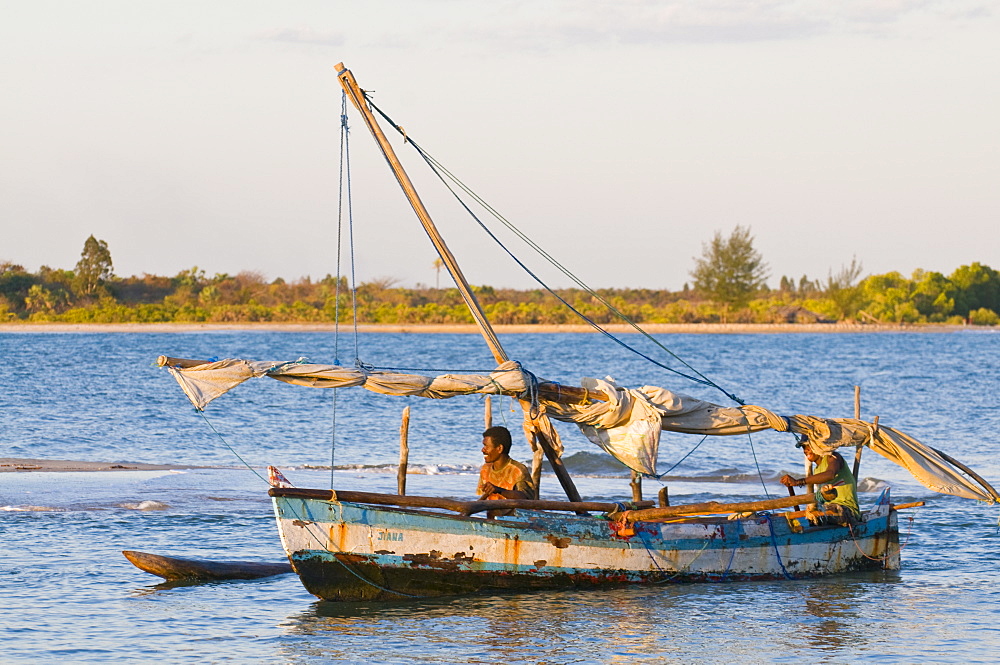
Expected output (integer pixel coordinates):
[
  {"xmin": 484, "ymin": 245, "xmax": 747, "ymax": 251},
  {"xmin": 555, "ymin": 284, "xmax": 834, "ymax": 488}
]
[
  {"xmin": 117, "ymin": 500, "xmax": 170, "ymax": 511},
  {"xmin": 300, "ymin": 463, "xmax": 478, "ymax": 475},
  {"xmin": 858, "ymin": 477, "xmax": 889, "ymax": 493},
  {"xmin": 665, "ymin": 469, "xmax": 782, "ymax": 484},
  {"xmin": 406, "ymin": 464, "xmax": 477, "ymax": 475},
  {"xmin": 2, "ymin": 505, "xmax": 65, "ymax": 512},
  {"xmin": 560, "ymin": 451, "xmax": 630, "ymax": 476}
]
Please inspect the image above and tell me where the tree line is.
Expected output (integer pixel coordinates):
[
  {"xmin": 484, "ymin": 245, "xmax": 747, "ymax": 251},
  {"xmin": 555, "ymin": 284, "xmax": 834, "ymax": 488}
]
[{"xmin": 1, "ymin": 232, "xmax": 998, "ymax": 325}]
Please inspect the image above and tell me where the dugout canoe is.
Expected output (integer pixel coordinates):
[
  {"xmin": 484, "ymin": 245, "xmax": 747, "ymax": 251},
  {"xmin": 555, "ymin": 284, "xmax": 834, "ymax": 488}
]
[{"xmin": 122, "ymin": 550, "xmax": 292, "ymax": 581}]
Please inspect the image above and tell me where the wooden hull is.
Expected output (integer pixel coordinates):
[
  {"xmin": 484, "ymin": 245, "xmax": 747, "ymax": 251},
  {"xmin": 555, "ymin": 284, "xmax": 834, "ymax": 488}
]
[
  {"xmin": 272, "ymin": 489, "xmax": 900, "ymax": 602},
  {"xmin": 122, "ymin": 550, "xmax": 293, "ymax": 581}
]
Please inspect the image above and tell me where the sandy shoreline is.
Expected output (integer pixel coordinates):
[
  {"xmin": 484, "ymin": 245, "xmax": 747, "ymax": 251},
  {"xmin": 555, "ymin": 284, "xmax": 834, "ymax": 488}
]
[
  {"xmin": 0, "ymin": 458, "xmax": 204, "ymax": 473},
  {"xmin": 0, "ymin": 322, "xmax": 972, "ymax": 334}
]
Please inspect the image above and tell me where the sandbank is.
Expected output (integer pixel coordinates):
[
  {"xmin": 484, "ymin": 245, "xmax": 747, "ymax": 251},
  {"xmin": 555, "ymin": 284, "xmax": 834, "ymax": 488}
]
[
  {"xmin": 0, "ymin": 457, "xmax": 204, "ymax": 473},
  {"xmin": 0, "ymin": 322, "xmax": 969, "ymax": 334}
]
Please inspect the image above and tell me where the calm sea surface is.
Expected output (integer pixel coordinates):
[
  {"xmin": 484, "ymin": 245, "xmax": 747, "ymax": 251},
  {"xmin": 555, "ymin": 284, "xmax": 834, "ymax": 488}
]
[{"xmin": 2, "ymin": 330, "xmax": 999, "ymax": 663}]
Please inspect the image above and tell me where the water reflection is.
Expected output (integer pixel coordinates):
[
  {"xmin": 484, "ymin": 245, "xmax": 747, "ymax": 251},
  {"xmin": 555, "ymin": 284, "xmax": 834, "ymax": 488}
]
[
  {"xmin": 277, "ymin": 583, "xmax": 898, "ymax": 663},
  {"xmin": 800, "ymin": 579, "xmax": 876, "ymax": 652}
]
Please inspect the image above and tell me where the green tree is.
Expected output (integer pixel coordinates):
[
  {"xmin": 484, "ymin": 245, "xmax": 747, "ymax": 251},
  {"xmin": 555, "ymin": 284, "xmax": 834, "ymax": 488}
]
[
  {"xmin": 690, "ymin": 225, "xmax": 769, "ymax": 309},
  {"xmin": 859, "ymin": 272, "xmax": 921, "ymax": 323},
  {"xmin": 969, "ymin": 307, "xmax": 1000, "ymax": 326},
  {"xmin": 0, "ymin": 262, "xmax": 33, "ymax": 315},
  {"xmin": 824, "ymin": 257, "xmax": 866, "ymax": 320},
  {"xmin": 24, "ymin": 284, "xmax": 57, "ymax": 315},
  {"xmin": 73, "ymin": 235, "xmax": 114, "ymax": 297},
  {"xmin": 173, "ymin": 266, "xmax": 206, "ymax": 288},
  {"xmin": 432, "ymin": 258, "xmax": 444, "ymax": 289},
  {"xmin": 911, "ymin": 269, "xmax": 955, "ymax": 321},
  {"xmin": 949, "ymin": 262, "xmax": 1000, "ymax": 317}
]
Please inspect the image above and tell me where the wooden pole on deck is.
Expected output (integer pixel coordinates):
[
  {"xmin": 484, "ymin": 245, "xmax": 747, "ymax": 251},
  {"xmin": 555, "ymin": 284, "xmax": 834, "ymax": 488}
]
[
  {"xmin": 630, "ymin": 471, "xmax": 643, "ymax": 503},
  {"xmin": 787, "ymin": 485, "xmax": 801, "ymax": 511},
  {"xmin": 624, "ymin": 488, "xmax": 837, "ymax": 523},
  {"xmin": 397, "ymin": 405, "xmax": 410, "ymax": 495},
  {"xmin": 853, "ymin": 386, "xmax": 864, "ymax": 479},
  {"xmin": 270, "ymin": 486, "xmax": 653, "ymax": 517},
  {"xmin": 804, "ymin": 454, "xmax": 815, "ymax": 494},
  {"xmin": 531, "ymin": 445, "xmax": 543, "ymax": 500},
  {"xmin": 484, "ymin": 396, "xmax": 492, "ymax": 429}
]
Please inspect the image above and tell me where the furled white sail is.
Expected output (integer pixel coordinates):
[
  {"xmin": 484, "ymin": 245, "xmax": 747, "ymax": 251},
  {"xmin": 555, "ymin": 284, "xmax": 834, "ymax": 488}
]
[{"xmin": 158, "ymin": 355, "xmax": 997, "ymax": 503}]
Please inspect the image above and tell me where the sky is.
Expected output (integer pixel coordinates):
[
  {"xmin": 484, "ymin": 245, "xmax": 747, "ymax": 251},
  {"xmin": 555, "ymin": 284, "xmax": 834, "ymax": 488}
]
[{"xmin": 2, "ymin": 1, "xmax": 998, "ymax": 291}]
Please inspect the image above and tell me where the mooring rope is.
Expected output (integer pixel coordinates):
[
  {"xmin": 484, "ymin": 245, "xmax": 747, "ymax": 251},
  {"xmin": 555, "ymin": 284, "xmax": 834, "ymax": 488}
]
[
  {"xmin": 278, "ymin": 497, "xmax": 424, "ymax": 599},
  {"xmin": 762, "ymin": 513, "xmax": 796, "ymax": 580},
  {"xmin": 847, "ymin": 511, "xmax": 915, "ymax": 566},
  {"xmin": 635, "ymin": 529, "xmax": 713, "ymax": 584},
  {"xmin": 195, "ymin": 397, "xmax": 426, "ymax": 598}
]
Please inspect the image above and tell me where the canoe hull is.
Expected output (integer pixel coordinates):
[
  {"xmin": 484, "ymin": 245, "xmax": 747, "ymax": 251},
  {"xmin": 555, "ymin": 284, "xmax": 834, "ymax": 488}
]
[
  {"xmin": 272, "ymin": 489, "xmax": 899, "ymax": 602},
  {"xmin": 122, "ymin": 549, "xmax": 293, "ymax": 581}
]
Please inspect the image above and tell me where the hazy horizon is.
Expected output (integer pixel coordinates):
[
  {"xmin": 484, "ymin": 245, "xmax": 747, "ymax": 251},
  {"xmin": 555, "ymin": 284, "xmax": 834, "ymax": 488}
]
[{"xmin": 3, "ymin": 1, "xmax": 998, "ymax": 290}]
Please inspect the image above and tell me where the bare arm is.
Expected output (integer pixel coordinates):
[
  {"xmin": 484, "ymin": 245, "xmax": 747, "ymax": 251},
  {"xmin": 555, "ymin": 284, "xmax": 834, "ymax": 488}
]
[
  {"xmin": 780, "ymin": 454, "xmax": 840, "ymax": 488},
  {"xmin": 480, "ymin": 482, "xmax": 529, "ymax": 500}
]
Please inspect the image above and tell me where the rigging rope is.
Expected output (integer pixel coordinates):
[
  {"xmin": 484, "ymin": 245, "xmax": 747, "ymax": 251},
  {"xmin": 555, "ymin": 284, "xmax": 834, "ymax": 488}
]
[
  {"xmin": 355, "ymin": 93, "xmax": 784, "ymax": 491},
  {"xmin": 331, "ymin": 93, "xmax": 348, "ymax": 486},
  {"xmin": 363, "ymin": 95, "xmax": 773, "ymax": 486},
  {"xmin": 331, "ymin": 91, "xmax": 364, "ymax": 487},
  {"xmin": 197, "ymin": 410, "xmax": 270, "ymax": 486},
  {"xmin": 633, "ymin": 529, "xmax": 713, "ymax": 584},
  {"xmin": 745, "ymin": 428, "xmax": 772, "ymax": 499},
  {"xmin": 655, "ymin": 434, "xmax": 709, "ymax": 479},
  {"xmin": 362, "ymin": 96, "xmax": 745, "ymax": 407}
]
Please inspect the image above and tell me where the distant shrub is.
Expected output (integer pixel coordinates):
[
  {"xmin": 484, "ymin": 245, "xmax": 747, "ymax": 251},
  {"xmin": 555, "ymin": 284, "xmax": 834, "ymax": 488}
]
[{"xmin": 968, "ymin": 308, "xmax": 999, "ymax": 326}]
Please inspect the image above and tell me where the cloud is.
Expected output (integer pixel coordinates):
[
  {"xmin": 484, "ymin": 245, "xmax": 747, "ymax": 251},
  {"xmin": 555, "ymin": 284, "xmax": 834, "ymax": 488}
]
[
  {"xmin": 447, "ymin": 0, "xmax": 994, "ymax": 50},
  {"xmin": 255, "ymin": 27, "xmax": 345, "ymax": 47}
]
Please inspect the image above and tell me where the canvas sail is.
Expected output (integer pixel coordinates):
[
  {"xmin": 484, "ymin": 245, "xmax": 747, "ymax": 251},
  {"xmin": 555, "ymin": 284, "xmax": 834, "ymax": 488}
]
[{"xmin": 159, "ymin": 355, "xmax": 997, "ymax": 503}]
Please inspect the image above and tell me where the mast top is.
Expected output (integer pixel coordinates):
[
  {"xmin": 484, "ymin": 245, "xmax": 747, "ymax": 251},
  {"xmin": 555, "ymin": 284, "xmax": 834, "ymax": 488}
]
[{"xmin": 334, "ymin": 62, "xmax": 509, "ymax": 365}]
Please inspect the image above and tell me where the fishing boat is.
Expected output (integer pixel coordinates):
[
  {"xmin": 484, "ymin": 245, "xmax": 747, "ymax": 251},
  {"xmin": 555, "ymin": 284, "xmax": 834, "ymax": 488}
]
[{"xmin": 155, "ymin": 63, "xmax": 998, "ymax": 601}]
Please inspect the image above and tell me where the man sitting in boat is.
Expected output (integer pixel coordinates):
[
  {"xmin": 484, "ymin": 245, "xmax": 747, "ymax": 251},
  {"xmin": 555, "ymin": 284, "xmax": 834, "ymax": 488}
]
[
  {"xmin": 477, "ymin": 426, "xmax": 535, "ymax": 517},
  {"xmin": 780, "ymin": 439, "xmax": 860, "ymax": 525}
]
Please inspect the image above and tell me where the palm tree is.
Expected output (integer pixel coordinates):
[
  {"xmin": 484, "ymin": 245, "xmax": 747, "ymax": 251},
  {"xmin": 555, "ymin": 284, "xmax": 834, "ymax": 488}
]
[{"xmin": 433, "ymin": 258, "xmax": 444, "ymax": 289}]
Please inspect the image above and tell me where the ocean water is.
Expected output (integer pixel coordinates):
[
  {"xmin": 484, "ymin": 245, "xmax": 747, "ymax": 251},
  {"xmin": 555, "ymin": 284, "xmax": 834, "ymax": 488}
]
[{"xmin": 2, "ymin": 330, "xmax": 999, "ymax": 663}]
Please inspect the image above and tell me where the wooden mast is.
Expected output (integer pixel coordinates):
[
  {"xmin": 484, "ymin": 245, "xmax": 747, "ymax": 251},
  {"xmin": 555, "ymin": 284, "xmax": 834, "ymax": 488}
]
[
  {"xmin": 335, "ymin": 63, "xmax": 583, "ymax": 503},
  {"xmin": 335, "ymin": 64, "xmax": 504, "ymax": 360}
]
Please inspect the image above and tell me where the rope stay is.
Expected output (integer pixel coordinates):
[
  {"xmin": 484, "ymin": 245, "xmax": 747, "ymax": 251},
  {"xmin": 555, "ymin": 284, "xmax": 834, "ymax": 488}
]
[
  {"xmin": 351, "ymin": 92, "xmax": 785, "ymax": 490},
  {"xmin": 654, "ymin": 434, "xmax": 709, "ymax": 479},
  {"xmin": 331, "ymin": 92, "xmax": 347, "ymax": 484},
  {"xmin": 331, "ymin": 90, "xmax": 364, "ymax": 487},
  {"xmin": 362, "ymin": 95, "xmax": 745, "ymax": 407},
  {"xmin": 198, "ymin": 410, "xmax": 271, "ymax": 486}
]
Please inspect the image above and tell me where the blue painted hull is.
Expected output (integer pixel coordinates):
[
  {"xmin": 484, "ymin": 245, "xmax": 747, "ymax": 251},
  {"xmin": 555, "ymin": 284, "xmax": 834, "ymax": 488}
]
[{"xmin": 273, "ymin": 490, "xmax": 899, "ymax": 601}]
